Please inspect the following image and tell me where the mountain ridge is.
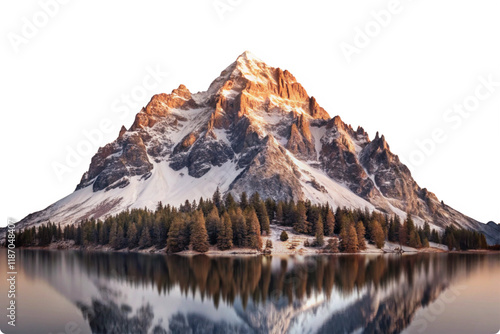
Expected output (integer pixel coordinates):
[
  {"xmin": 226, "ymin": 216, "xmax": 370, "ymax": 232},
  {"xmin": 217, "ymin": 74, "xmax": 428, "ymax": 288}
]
[{"xmin": 14, "ymin": 51, "xmax": 500, "ymax": 245}]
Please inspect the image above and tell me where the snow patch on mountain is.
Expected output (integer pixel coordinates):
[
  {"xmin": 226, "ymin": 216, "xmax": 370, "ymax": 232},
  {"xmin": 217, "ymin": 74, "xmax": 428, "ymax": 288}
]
[{"xmin": 285, "ymin": 149, "xmax": 375, "ymax": 210}]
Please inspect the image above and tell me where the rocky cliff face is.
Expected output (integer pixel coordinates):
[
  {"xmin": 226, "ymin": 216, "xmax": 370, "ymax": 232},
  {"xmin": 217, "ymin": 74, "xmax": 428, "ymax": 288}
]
[{"xmin": 15, "ymin": 51, "xmax": 500, "ymax": 244}]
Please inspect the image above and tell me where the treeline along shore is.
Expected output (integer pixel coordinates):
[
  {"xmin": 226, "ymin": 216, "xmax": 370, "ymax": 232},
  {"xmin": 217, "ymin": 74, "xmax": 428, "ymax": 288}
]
[{"xmin": 8, "ymin": 190, "xmax": 493, "ymax": 254}]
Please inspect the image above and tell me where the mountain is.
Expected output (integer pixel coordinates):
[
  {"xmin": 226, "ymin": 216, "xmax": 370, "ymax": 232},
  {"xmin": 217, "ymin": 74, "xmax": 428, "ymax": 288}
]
[{"xmin": 15, "ymin": 51, "xmax": 500, "ymax": 244}]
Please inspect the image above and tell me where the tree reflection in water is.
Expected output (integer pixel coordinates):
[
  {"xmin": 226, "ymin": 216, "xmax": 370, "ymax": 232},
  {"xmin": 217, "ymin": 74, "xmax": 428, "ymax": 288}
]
[{"xmin": 18, "ymin": 251, "xmax": 498, "ymax": 334}]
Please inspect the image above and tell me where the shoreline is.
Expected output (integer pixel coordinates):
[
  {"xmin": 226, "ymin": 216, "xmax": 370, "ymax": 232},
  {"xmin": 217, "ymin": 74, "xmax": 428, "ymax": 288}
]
[{"xmin": 6, "ymin": 242, "xmax": 499, "ymax": 256}]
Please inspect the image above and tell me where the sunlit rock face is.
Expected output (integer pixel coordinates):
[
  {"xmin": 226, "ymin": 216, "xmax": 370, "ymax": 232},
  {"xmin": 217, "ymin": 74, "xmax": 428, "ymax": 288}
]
[
  {"xmin": 18, "ymin": 250, "xmax": 496, "ymax": 334},
  {"xmin": 14, "ymin": 51, "xmax": 499, "ymax": 244}
]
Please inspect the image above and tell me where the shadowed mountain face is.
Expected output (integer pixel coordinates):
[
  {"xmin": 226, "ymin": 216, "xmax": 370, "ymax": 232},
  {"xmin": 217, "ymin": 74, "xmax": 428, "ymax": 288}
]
[
  {"xmin": 14, "ymin": 250, "xmax": 500, "ymax": 334},
  {"xmin": 15, "ymin": 51, "xmax": 499, "ymax": 244}
]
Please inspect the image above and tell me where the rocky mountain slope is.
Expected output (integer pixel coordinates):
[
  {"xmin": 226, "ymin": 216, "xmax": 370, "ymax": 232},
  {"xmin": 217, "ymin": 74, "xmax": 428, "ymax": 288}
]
[{"xmin": 15, "ymin": 51, "xmax": 500, "ymax": 244}]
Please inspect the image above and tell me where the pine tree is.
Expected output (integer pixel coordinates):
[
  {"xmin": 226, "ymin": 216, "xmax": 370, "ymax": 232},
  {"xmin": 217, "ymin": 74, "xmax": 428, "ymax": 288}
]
[
  {"xmin": 324, "ymin": 207, "xmax": 335, "ymax": 236},
  {"xmin": 409, "ymin": 229, "xmax": 422, "ymax": 248},
  {"xmin": 198, "ymin": 197, "xmax": 207, "ymax": 215},
  {"xmin": 181, "ymin": 199, "xmax": 192, "ymax": 213},
  {"xmin": 393, "ymin": 216, "xmax": 401, "ymax": 242},
  {"xmin": 57, "ymin": 223, "xmax": 62, "ymax": 241},
  {"xmin": 206, "ymin": 206, "xmax": 220, "ymax": 245},
  {"xmin": 98, "ymin": 222, "xmax": 106, "ymax": 244},
  {"xmin": 276, "ymin": 202, "xmax": 284, "ymax": 224},
  {"xmin": 265, "ymin": 198, "xmax": 276, "ymax": 220},
  {"xmin": 225, "ymin": 193, "xmax": 237, "ymax": 211},
  {"xmin": 445, "ymin": 231, "xmax": 457, "ymax": 251},
  {"xmin": 423, "ymin": 221, "xmax": 431, "ymax": 239},
  {"xmin": 431, "ymin": 229, "xmax": 440, "ymax": 243},
  {"xmin": 217, "ymin": 212, "xmax": 233, "ymax": 250},
  {"xmin": 294, "ymin": 201, "xmax": 309, "ymax": 234},
  {"xmin": 356, "ymin": 221, "xmax": 366, "ymax": 250},
  {"xmin": 371, "ymin": 220, "xmax": 385, "ymax": 249},
  {"xmin": 191, "ymin": 211, "xmax": 209, "ymax": 253},
  {"xmin": 167, "ymin": 216, "xmax": 188, "ymax": 253},
  {"xmin": 246, "ymin": 209, "xmax": 262, "ymax": 250},
  {"xmin": 212, "ymin": 187, "xmax": 222, "ymax": 211},
  {"xmin": 283, "ymin": 200, "xmax": 296, "ymax": 227},
  {"xmin": 418, "ymin": 228, "xmax": 426, "ymax": 247},
  {"xmin": 231, "ymin": 208, "xmax": 247, "ymax": 247},
  {"xmin": 139, "ymin": 224, "xmax": 152, "ymax": 249},
  {"xmin": 339, "ymin": 225, "xmax": 348, "ymax": 252},
  {"xmin": 250, "ymin": 192, "xmax": 261, "ymax": 208},
  {"xmin": 315, "ymin": 215, "xmax": 325, "ymax": 246},
  {"xmin": 127, "ymin": 223, "xmax": 138, "ymax": 248},
  {"xmin": 240, "ymin": 192, "xmax": 249, "ymax": 209},
  {"xmin": 117, "ymin": 223, "xmax": 125, "ymax": 249},
  {"xmin": 422, "ymin": 237, "xmax": 430, "ymax": 248},
  {"xmin": 399, "ymin": 221, "xmax": 408, "ymax": 246},
  {"xmin": 280, "ymin": 230, "xmax": 288, "ymax": 241},
  {"xmin": 345, "ymin": 224, "xmax": 359, "ymax": 253},
  {"xmin": 153, "ymin": 216, "xmax": 164, "ymax": 248},
  {"xmin": 250, "ymin": 193, "xmax": 270, "ymax": 235},
  {"xmin": 82, "ymin": 220, "xmax": 93, "ymax": 245},
  {"xmin": 405, "ymin": 213, "xmax": 416, "ymax": 246},
  {"xmin": 334, "ymin": 207, "xmax": 343, "ymax": 235},
  {"xmin": 258, "ymin": 201, "xmax": 271, "ymax": 235},
  {"xmin": 479, "ymin": 234, "xmax": 487, "ymax": 249},
  {"xmin": 109, "ymin": 221, "xmax": 119, "ymax": 249},
  {"xmin": 388, "ymin": 217, "xmax": 396, "ymax": 242}
]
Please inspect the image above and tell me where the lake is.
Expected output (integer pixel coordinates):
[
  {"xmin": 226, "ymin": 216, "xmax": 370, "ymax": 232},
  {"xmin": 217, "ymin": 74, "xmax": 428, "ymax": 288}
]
[{"xmin": 0, "ymin": 250, "xmax": 499, "ymax": 334}]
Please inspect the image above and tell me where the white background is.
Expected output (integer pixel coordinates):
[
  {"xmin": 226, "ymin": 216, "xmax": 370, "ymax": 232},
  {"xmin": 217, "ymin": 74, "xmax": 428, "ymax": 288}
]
[{"xmin": 0, "ymin": 0, "xmax": 499, "ymax": 227}]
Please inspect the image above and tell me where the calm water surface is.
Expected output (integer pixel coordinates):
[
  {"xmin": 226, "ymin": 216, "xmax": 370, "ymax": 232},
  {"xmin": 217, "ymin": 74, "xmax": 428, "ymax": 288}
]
[{"xmin": 0, "ymin": 250, "xmax": 499, "ymax": 334}]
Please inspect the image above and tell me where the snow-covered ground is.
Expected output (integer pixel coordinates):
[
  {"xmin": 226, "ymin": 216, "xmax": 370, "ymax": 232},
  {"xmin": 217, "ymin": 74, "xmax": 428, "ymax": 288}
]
[
  {"xmin": 177, "ymin": 224, "xmax": 449, "ymax": 256},
  {"xmin": 428, "ymin": 242, "xmax": 448, "ymax": 251}
]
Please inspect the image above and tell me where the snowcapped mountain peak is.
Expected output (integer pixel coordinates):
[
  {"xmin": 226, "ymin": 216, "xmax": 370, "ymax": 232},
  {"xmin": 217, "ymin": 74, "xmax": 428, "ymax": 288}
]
[
  {"xmin": 207, "ymin": 50, "xmax": 276, "ymax": 93},
  {"xmin": 238, "ymin": 50, "xmax": 260, "ymax": 60},
  {"xmin": 15, "ymin": 52, "xmax": 500, "ymax": 245},
  {"xmin": 236, "ymin": 50, "xmax": 264, "ymax": 66}
]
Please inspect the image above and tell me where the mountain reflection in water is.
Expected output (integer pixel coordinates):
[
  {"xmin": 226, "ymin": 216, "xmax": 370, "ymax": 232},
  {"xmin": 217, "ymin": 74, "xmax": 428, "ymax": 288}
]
[{"xmin": 5, "ymin": 250, "xmax": 500, "ymax": 334}]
